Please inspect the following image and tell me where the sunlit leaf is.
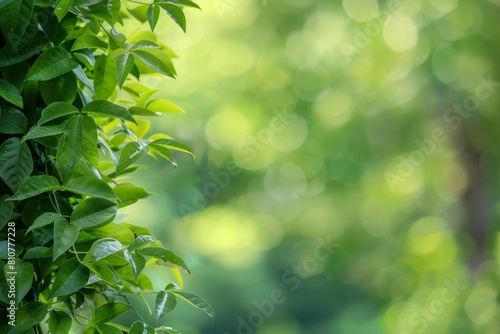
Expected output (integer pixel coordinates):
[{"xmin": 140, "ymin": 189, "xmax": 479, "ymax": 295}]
[
  {"xmin": 132, "ymin": 48, "xmax": 176, "ymax": 78},
  {"xmin": 123, "ymin": 249, "xmax": 146, "ymax": 281},
  {"xmin": 155, "ymin": 290, "xmax": 177, "ymax": 322},
  {"xmin": 157, "ymin": 2, "xmax": 186, "ymax": 32},
  {"xmin": 138, "ymin": 247, "xmax": 190, "ymax": 274},
  {"xmin": 147, "ymin": 4, "xmax": 160, "ymax": 31},
  {"xmin": 129, "ymin": 321, "xmax": 154, "ymax": 334},
  {"xmin": 115, "ymin": 141, "xmax": 149, "ymax": 176},
  {"xmin": 83, "ymin": 238, "xmax": 123, "ymax": 263},
  {"xmin": 115, "ymin": 52, "xmax": 135, "ymax": 88},
  {"xmin": 171, "ymin": 291, "xmax": 214, "ymax": 321}
]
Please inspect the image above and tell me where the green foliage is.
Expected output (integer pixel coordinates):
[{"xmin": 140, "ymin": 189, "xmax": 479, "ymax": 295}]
[{"xmin": 0, "ymin": 0, "xmax": 210, "ymax": 332}]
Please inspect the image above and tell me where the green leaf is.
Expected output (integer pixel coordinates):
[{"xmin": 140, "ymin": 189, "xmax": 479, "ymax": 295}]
[
  {"xmin": 79, "ymin": 223, "xmax": 134, "ymax": 244},
  {"xmin": 4, "ymin": 302, "xmax": 48, "ymax": 334},
  {"xmin": 0, "ymin": 138, "xmax": 32, "ymax": 192},
  {"xmin": 48, "ymin": 310, "xmax": 72, "ymax": 334},
  {"xmin": 131, "ymin": 40, "xmax": 161, "ymax": 51},
  {"xmin": 129, "ymin": 106, "xmax": 160, "ymax": 117},
  {"xmin": 22, "ymin": 124, "xmax": 66, "ymax": 142},
  {"xmin": 54, "ymin": 0, "xmax": 74, "ymax": 21},
  {"xmin": 63, "ymin": 176, "xmax": 116, "ymax": 200},
  {"xmin": 38, "ymin": 102, "xmax": 79, "ymax": 125},
  {"xmin": 98, "ymin": 136, "xmax": 120, "ymax": 166},
  {"xmin": 0, "ymin": 195, "xmax": 13, "ymax": 230},
  {"xmin": 109, "ymin": 27, "xmax": 127, "ymax": 49},
  {"xmin": 85, "ymin": 261, "xmax": 122, "ymax": 288},
  {"xmin": 113, "ymin": 183, "xmax": 150, "ymax": 208},
  {"xmin": 107, "ymin": 0, "xmax": 121, "ymax": 23},
  {"xmin": 132, "ymin": 49, "xmax": 176, "ymax": 78},
  {"xmin": 149, "ymin": 139, "xmax": 194, "ymax": 157},
  {"xmin": 96, "ymin": 324, "xmax": 122, "ymax": 334},
  {"xmin": 9, "ymin": 175, "xmax": 60, "ymax": 201},
  {"xmin": 148, "ymin": 142, "xmax": 176, "ymax": 166},
  {"xmin": 94, "ymin": 54, "xmax": 117, "ymax": 100},
  {"xmin": 146, "ymin": 99, "xmax": 185, "ymax": 114},
  {"xmin": 73, "ymin": 65, "xmax": 94, "ymax": 89},
  {"xmin": 0, "ymin": 107, "xmax": 28, "ymax": 134},
  {"xmin": 23, "ymin": 246, "xmax": 52, "ymax": 259},
  {"xmin": 164, "ymin": 282, "xmax": 180, "ymax": 291},
  {"xmin": 74, "ymin": 156, "xmax": 101, "ymax": 179},
  {"xmin": 56, "ymin": 115, "xmax": 98, "ymax": 181},
  {"xmin": 147, "ymin": 4, "xmax": 160, "ymax": 31},
  {"xmin": 82, "ymin": 100, "xmax": 136, "ymax": 124},
  {"xmin": 157, "ymin": 3, "xmax": 186, "ymax": 32},
  {"xmin": 123, "ymin": 249, "xmax": 145, "ymax": 280},
  {"xmin": 53, "ymin": 218, "xmax": 79, "ymax": 261},
  {"xmin": 115, "ymin": 141, "xmax": 149, "ymax": 176},
  {"xmin": 0, "ymin": 0, "xmax": 15, "ymax": 9},
  {"xmin": 40, "ymin": 72, "xmax": 78, "ymax": 105},
  {"xmin": 73, "ymin": 0, "xmax": 104, "ymax": 7},
  {"xmin": 49, "ymin": 258, "xmax": 90, "ymax": 299},
  {"xmin": 93, "ymin": 302, "xmax": 132, "ymax": 325},
  {"xmin": 71, "ymin": 198, "xmax": 117, "ymax": 229},
  {"xmin": 156, "ymin": 0, "xmax": 200, "ymax": 9},
  {"xmin": 0, "ymin": 78, "xmax": 23, "ymax": 108},
  {"xmin": 129, "ymin": 321, "xmax": 155, "ymax": 334},
  {"xmin": 9, "ymin": 260, "xmax": 34, "ymax": 305},
  {"xmin": 171, "ymin": 291, "xmax": 214, "ymax": 321},
  {"xmin": 2, "ymin": 0, "xmax": 34, "ymax": 48},
  {"xmin": 26, "ymin": 47, "xmax": 79, "ymax": 81},
  {"xmin": 155, "ymin": 290, "xmax": 177, "ymax": 322},
  {"xmin": 115, "ymin": 52, "xmax": 135, "ymax": 88},
  {"xmin": 155, "ymin": 326, "xmax": 181, "ymax": 334},
  {"xmin": 0, "ymin": 31, "xmax": 48, "ymax": 67},
  {"xmin": 71, "ymin": 34, "xmax": 107, "ymax": 51},
  {"xmin": 127, "ymin": 235, "xmax": 156, "ymax": 252},
  {"xmin": 83, "ymin": 238, "xmax": 123, "ymax": 262},
  {"xmin": 138, "ymin": 247, "xmax": 190, "ymax": 273},
  {"xmin": 27, "ymin": 212, "xmax": 63, "ymax": 233}
]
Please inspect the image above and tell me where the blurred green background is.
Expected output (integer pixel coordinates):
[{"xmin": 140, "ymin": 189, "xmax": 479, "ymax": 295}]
[{"xmin": 119, "ymin": 0, "xmax": 500, "ymax": 333}]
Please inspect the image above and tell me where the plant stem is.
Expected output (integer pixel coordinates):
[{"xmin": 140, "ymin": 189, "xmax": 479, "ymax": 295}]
[{"xmin": 124, "ymin": 295, "xmax": 149, "ymax": 323}]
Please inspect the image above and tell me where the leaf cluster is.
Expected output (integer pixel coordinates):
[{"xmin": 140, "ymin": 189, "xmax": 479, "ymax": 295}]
[{"xmin": 0, "ymin": 0, "xmax": 211, "ymax": 332}]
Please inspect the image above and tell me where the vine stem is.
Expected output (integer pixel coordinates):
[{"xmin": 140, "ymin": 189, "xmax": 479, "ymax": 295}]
[
  {"xmin": 52, "ymin": 191, "xmax": 61, "ymax": 214},
  {"xmin": 124, "ymin": 295, "xmax": 149, "ymax": 324},
  {"xmin": 72, "ymin": 245, "xmax": 83, "ymax": 263}
]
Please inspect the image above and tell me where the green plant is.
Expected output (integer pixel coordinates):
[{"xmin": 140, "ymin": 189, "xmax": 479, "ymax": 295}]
[{"xmin": 0, "ymin": 0, "xmax": 212, "ymax": 332}]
